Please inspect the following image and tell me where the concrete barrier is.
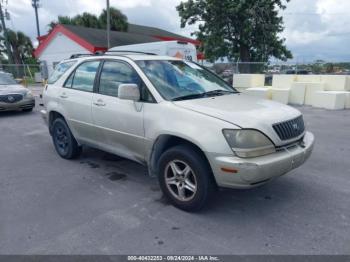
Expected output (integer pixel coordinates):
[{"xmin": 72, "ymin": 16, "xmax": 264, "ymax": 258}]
[{"xmin": 233, "ymin": 74, "xmax": 265, "ymax": 88}]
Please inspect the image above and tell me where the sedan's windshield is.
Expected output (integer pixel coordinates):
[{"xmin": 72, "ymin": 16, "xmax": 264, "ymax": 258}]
[
  {"xmin": 0, "ymin": 73, "xmax": 17, "ymax": 85},
  {"xmin": 136, "ymin": 60, "xmax": 237, "ymax": 101}
]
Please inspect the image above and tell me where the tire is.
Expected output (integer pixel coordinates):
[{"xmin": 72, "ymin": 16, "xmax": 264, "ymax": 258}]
[
  {"xmin": 51, "ymin": 118, "xmax": 82, "ymax": 159},
  {"xmin": 23, "ymin": 108, "xmax": 33, "ymax": 112},
  {"xmin": 158, "ymin": 145, "xmax": 214, "ymax": 211}
]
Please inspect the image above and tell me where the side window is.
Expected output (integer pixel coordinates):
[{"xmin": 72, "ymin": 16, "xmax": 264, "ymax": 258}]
[
  {"xmin": 99, "ymin": 61, "xmax": 141, "ymax": 97},
  {"xmin": 98, "ymin": 60, "xmax": 155, "ymax": 102},
  {"xmin": 64, "ymin": 73, "xmax": 74, "ymax": 88},
  {"xmin": 48, "ymin": 61, "xmax": 76, "ymax": 84},
  {"xmin": 71, "ymin": 61, "xmax": 100, "ymax": 92}
]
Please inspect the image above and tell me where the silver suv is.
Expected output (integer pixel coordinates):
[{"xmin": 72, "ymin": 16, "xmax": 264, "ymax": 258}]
[{"xmin": 41, "ymin": 52, "xmax": 314, "ymax": 211}]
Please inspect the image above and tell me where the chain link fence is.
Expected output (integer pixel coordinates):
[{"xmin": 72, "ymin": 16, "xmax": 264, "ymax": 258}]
[
  {"xmin": 0, "ymin": 64, "xmax": 44, "ymax": 85},
  {"xmin": 2, "ymin": 61, "xmax": 350, "ymax": 87},
  {"xmin": 206, "ymin": 61, "xmax": 350, "ymax": 86}
]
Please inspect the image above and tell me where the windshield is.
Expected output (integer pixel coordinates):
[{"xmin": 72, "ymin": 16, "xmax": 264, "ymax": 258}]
[
  {"xmin": 135, "ymin": 60, "xmax": 237, "ymax": 101},
  {"xmin": 0, "ymin": 73, "xmax": 17, "ymax": 85}
]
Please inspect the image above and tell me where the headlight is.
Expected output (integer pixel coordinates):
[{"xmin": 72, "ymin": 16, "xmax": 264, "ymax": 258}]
[
  {"xmin": 223, "ymin": 129, "xmax": 275, "ymax": 158},
  {"xmin": 25, "ymin": 90, "xmax": 33, "ymax": 98}
]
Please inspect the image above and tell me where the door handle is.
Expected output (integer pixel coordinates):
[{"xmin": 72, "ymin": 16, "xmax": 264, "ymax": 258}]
[
  {"xmin": 60, "ymin": 93, "xmax": 68, "ymax": 99},
  {"xmin": 93, "ymin": 99, "xmax": 106, "ymax": 107}
]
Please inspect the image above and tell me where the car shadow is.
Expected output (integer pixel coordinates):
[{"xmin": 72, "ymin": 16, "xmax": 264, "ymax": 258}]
[
  {"xmin": 0, "ymin": 110, "xmax": 34, "ymax": 117},
  {"xmin": 76, "ymin": 146, "xmax": 310, "ymax": 217}
]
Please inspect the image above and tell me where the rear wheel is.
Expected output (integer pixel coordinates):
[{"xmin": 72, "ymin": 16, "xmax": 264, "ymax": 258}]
[
  {"xmin": 158, "ymin": 145, "xmax": 214, "ymax": 211},
  {"xmin": 52, "ymin": 118, "xmax": 82, "ymax": 159}
]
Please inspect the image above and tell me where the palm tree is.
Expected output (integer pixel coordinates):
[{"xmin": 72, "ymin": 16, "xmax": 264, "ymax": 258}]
[
  {"xmin": 6, "ymin": 30, "xmax": 33, "ymax": 65},
  {"xmin": 0, "ymin": 30, "xmax": 34, "ymax": 77}
]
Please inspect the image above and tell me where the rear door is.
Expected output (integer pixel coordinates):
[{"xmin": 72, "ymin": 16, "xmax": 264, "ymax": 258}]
[
  {"xmin": 92, "ymin": 59, "xmax": 152, "ymax": 163},
  {"xmin": 58, "ymin": 60, "xmax": 100, "ymax": 145}
]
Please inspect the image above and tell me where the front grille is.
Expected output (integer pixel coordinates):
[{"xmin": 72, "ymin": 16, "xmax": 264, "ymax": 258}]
[
  {"xmin": 273, "ymin": 115, "xmax": 305, "ymax": 141},
  {"xmin": 0, "ymin": 94, "xmax": 23, "ymax": 103}
]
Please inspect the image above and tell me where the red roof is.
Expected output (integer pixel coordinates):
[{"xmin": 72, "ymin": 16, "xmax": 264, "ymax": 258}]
[{"xmin": 34, "ymin": 24, "xmax": 201, "ymax": 58}]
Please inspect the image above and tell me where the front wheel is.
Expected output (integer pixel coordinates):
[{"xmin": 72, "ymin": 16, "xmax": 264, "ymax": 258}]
[
  {"xmin": 52, "ymin": 118, "xmax": 82, "ymax": 159},
  {"xmin": 158, "ymin": 145, "xmax": 214, "ymax": 211}
]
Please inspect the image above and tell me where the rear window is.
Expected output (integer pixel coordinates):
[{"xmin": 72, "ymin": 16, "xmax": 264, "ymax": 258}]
[{"xmin": 48, "ymin": 61, "xmax": 76, "ymax": 84}]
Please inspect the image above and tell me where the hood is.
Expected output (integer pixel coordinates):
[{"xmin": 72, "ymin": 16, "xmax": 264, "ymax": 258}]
[
  {"xmin": 174, "ymin": 93, "xmax": 302, "ymax": 145},
  {"xmin": 0, "ymin": 84, "xmax": 28, "ymax": 95}
]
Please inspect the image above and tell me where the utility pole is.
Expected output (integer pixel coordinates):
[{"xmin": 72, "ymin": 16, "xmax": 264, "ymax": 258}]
[
  {"xmin": 106, "ymin": 0, "xmax": 110, "ymax": 49},
  {"xmin": 32, "ymin": 0, "xmax": 40, "ymax": 38},
  {"xmin": 0, "ymin": 0, "xmax": 13, "ymax": 64}
]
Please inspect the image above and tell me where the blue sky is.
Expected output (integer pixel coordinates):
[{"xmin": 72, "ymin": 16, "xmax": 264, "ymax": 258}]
[{"xmin": 7, "ymin": 0, "xmax": 350, "ymax": 62}]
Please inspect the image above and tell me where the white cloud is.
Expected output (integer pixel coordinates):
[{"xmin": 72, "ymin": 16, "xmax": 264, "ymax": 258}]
[{"xmin": 4, "ymin": 0, "xmax": 350, "ymax": 61}]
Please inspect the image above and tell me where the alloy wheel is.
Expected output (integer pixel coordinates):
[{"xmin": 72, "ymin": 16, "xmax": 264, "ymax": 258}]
[{"xmin": 164, "ymin": 160, "xmax": 197, "ymax": 201}]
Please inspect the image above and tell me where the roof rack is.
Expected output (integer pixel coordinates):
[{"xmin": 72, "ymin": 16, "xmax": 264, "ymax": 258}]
[
  {"xmin": 69, "ymin": 50, "xmax": 157, "ymax": 59},
  {"xmin": 69, "ymin": 53, "xmax": 97, "ymax": 59},
  {"xmin": 105, "ymin": 50, "xmax": 157, "ymax": 56}
]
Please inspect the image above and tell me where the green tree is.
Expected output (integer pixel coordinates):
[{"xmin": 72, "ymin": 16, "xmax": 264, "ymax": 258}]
[
  {"xmin": 0, "ymin": 30, "xmax": 34, "ymax": 64},
  {"xmin": 99, "ymin": 7, "xmax": 128, "ymax": 31},
  {"xmin": 0, "ymin": 30, "xmax": 35, "ymax": 78},
  {"xmin": 177, "ymin": 0, "xmax": 293, "ymax": 71},
  {"xmin": 48, "ymin": 8, "xmax": 128, "ymax": 32},
  {"xmin": 74, "ymin": 13, "xmax": 101, "ymax": 28}
]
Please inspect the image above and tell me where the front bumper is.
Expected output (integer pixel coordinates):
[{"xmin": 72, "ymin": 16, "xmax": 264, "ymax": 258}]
[
  {"xmin": 207, "ymin": 131, "xmax": 315, "ymax": 189},
  {"xmin": 0, "ymin": 98, "xmax": 35, "ymax": 112}
]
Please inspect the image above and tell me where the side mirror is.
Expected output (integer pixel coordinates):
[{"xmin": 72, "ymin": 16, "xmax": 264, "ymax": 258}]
[{"xmin": 118, "ymin": 84, "xmax": 140, "ymax": 101}]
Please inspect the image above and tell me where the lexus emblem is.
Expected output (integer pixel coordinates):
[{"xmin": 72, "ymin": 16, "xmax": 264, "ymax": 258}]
[
  {"xmin": 292, "ymin": 123, "xmax": 299, "ymax": 131},
  {"xmin": 7, "ymin": 96, "xmax": 14, "ymax": 102}
]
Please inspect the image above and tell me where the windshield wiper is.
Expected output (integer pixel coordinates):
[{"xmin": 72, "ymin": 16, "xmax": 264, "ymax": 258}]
[
  {"xmin": 203, "ymin": 89, "xmax": 236, "ymax": 97},
  {"xmin": 172, "ymin": 93, "xmax": 207, "ymax": 101},
  {"xmin": 172, "ymin": 89, "xmax": 236, "ymax": 101}
]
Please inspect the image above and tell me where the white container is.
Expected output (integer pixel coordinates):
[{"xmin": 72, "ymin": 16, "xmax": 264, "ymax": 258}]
[
  {"xmin": 233, "ymin": 74, "xmax": 265, "ymax": 88},
  {"xmin": 344, "ymin": 92, "xmax": 350, "ymax": 109},
  {"xmin": 244, "ymin": 87, "xmax": 271, "ymax": 99},
  {"xmin": 109, "ymin": 40, "xmax": 198, "ymax": 62},
  {"xmin": 272, "ymin": 74, "xmax": 297, "ymax": 89},
  {"xmin": 320, "ymin": 75, "xmax": 350, "ymax": 91},
  {"xmin": 270, "ymin": 88, "xmax": 290, "ymax": 104},
  {"xmin": 304, "ymin": 82, "xmax": 326, "ymax": 106},
  {"xmin": 296, "ymin": 75, "xmax": 322, "ymax": 83},
  {"xmin": 289, "ymin": 83, "xmax": 306, "ymax": 105},
  {"xmin": 312, "ymin": 91, "xmax": 346, "ymax": 110}
]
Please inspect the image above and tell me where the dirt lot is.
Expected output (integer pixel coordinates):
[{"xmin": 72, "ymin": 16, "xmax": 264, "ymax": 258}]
[{"xmin": 0, "ymin": 91, "xmax": 349, "ymax": 255}]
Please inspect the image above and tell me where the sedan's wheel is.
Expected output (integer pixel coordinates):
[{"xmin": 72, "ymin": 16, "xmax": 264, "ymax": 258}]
[
  {"xmin": 52, "ymin": 118, "xmax": 82, "ymax": 159},
  {"xmin": 158, "ymin": 145, "xmax": 214, "ymax": 211}
]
